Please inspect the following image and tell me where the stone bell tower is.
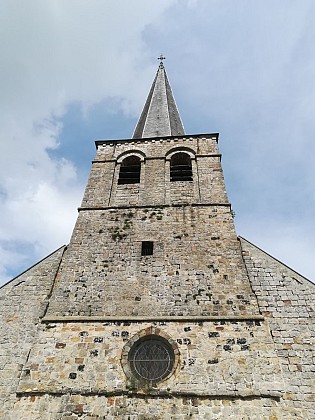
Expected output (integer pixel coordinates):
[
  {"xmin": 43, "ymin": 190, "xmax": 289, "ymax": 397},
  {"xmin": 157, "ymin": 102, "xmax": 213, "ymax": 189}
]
[
  {"xmin": 43, "ymin": 60, "xmax": 259, "ymax": 321},
  {"xmin": 1, "ymin": 59, "xmax": 314, "ymax": 419}
]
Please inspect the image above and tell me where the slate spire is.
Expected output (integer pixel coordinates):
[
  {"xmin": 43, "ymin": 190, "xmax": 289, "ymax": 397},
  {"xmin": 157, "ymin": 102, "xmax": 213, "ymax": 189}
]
[{"xmin": 132, "ymin": 58, "xmax": 185, "ymax": 139}]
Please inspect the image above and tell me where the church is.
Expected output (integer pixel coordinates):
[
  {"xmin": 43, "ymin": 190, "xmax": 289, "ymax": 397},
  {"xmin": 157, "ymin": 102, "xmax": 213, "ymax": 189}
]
[{"xmin": 0, "ymin": 59, "xmax": 314, "ymax": 419}]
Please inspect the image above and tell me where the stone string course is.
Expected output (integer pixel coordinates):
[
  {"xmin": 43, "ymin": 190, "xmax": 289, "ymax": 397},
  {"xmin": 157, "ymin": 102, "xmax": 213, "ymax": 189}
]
[{"xmin": 12, "ymin": 394, "xmax": 289, "ymax": 420}]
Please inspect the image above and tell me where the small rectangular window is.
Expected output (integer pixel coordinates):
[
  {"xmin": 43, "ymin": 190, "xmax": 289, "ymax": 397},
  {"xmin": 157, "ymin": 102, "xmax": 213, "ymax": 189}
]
[{"xmin": 141, "ymin": 241, "xmax": 153, "ymax": 256}]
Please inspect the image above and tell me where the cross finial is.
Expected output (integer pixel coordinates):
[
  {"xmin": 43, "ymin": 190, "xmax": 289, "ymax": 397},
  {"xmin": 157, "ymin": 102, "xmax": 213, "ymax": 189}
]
[{"xmin": 158, "ymin": 54, "xmax": 166, "ymax": 67}]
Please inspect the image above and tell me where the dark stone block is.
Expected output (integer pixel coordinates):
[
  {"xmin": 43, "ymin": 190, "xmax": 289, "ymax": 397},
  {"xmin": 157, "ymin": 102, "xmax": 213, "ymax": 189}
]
[{"xmin": 208, "ymin": 332, "xmax": 220, "ymax": 338}]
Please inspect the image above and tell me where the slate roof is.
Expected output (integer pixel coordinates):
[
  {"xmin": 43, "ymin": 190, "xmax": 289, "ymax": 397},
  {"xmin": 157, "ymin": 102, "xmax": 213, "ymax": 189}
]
[{"xmin": 132, "ymin": 62, "xmax": 185, "ymax": 138}]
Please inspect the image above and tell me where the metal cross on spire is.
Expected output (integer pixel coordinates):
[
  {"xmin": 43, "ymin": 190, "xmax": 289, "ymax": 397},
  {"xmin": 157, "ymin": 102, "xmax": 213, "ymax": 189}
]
[{"xmin": 158, "ymin": 54, "xmax": 166, "ymax": 68}]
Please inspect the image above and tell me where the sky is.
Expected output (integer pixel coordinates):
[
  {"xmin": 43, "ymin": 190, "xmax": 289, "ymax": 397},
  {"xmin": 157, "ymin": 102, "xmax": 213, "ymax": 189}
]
[{"xmin": 1, "ymin": 0, "xmax": 315, "ymax": 285}]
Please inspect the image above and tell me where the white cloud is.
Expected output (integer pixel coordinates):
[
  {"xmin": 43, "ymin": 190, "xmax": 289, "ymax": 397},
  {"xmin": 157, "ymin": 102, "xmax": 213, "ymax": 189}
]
[{"xmin": 0, "ymin": 0, "xmax": 176, "ymax": 284}]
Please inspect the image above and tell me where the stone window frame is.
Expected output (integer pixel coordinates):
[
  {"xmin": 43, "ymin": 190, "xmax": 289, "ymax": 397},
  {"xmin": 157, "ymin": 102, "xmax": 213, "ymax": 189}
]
[{"xmin": 121, "ymin": 326, "xmax": 180, "ymax": 385}]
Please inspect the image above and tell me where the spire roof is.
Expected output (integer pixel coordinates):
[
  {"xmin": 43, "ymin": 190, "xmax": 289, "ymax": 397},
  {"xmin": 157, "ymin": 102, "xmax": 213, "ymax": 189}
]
[{"xmin": 132, "ymin": 59, "xmax": 185, "ymax": 139}]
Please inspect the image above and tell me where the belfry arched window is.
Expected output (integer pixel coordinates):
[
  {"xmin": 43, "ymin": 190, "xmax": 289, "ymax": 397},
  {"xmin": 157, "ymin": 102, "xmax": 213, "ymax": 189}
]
[
  {"xmin": 118, "ymin": 155, "xmax": 141, "ymax": 184},
  {"xmin": 170, "ymin": 152, "xmax": 193, "ymax": 182}
]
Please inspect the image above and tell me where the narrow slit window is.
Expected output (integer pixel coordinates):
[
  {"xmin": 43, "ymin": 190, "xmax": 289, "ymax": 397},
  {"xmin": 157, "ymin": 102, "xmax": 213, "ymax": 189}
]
[
  {"xmin": 170, "ymin": 152, "xmax": 193, "ymax": 182},
  {"xmin": 141, "ymin": 241, "xmax": 154, "ymax": 256},
  {"xmin": 118, "ymin": 156, "xmax": 141, "ymax": 184}
]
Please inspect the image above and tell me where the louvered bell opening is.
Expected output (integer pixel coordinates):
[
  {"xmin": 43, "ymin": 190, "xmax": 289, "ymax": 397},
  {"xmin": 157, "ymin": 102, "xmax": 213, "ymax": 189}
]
[
  {"xmin": 118, "ymin": 156, "xmax": 141, "ymax": 185},
  {"xmin": 170, "ymin": 152, "xmax": 193, "ymax": 182}
]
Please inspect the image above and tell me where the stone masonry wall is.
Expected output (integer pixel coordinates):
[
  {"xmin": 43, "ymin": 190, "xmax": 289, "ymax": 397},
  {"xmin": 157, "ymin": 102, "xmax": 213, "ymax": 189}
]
[
  {"xmin": 17, "ymin": 321, "xmax": 281, "ymax": 396},
  {"xmin": 81, "ymin": 135, "xmax": 228, "ymax": 208},
  {"xmin": 241, "ymin": 237, "xmax": 315, "ymax": 419},
  {"xmin": 12, "ymin": 319, "xmax": 292, "ymax": 419},
  {"xmin": 0, "ymin": 246, "xmax": 65, "ymax": 417},
  {"xmin": 45, "ymin": 206, "xmax": 259, "ymax": 318}
]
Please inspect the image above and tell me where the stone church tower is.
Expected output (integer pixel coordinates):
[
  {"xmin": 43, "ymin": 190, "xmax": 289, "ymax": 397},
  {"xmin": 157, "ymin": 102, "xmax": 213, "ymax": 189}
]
[{"xmin": 0, "ymin": 61, "xmax": 314, "ymax": 419}]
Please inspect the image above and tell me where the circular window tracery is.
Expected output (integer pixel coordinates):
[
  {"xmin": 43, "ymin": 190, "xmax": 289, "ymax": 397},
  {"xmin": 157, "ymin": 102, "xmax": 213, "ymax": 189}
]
[
  {"xmin": 121, "ymin": 328, "xmax": 179, "ymax": 385},
  {"xmin": 129, "ymin": 336, "xmax": 174, "ymax": 382}
]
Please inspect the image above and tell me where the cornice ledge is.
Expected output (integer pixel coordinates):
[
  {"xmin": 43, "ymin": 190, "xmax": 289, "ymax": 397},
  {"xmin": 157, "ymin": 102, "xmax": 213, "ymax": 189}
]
[{"xmin": 42, "ymin": 315, "xmax": 265, "ymax": 323}]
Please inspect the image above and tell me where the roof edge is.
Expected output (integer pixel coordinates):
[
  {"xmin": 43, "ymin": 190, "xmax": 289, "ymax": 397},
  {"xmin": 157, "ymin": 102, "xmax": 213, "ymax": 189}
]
[
  {"xmin": 0, "ymin": 245, "xmax": 67, "ymax": 290},
  {"xmin": 239, "ymin": 236, "xmax": 314, "ymax": 286},
  {"xmin": 95, "ymin": 133, "xmax": 219, "ymax": 148}
]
